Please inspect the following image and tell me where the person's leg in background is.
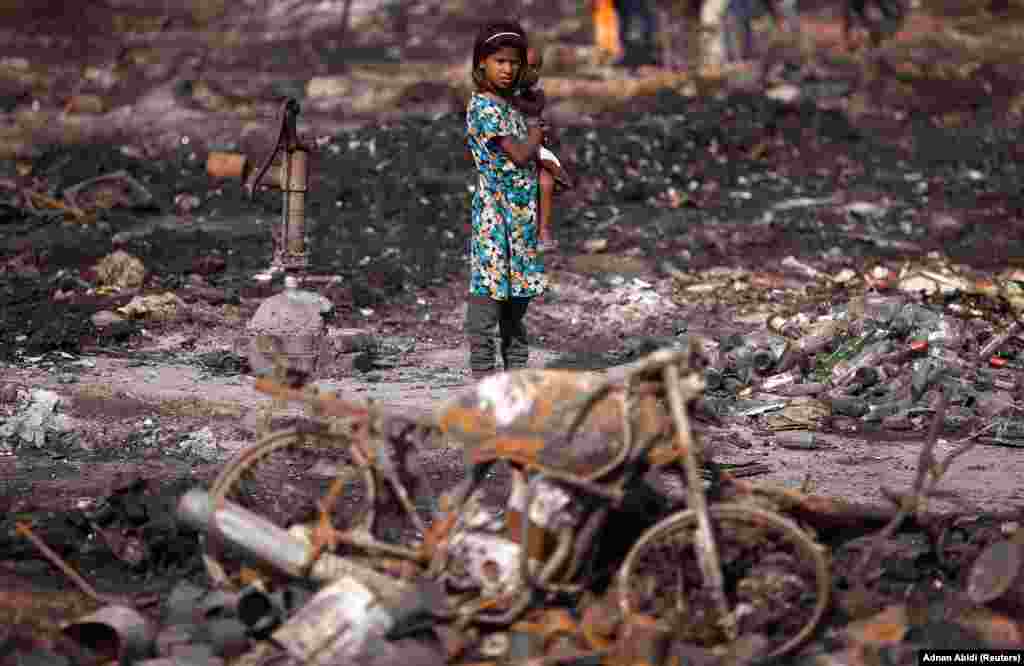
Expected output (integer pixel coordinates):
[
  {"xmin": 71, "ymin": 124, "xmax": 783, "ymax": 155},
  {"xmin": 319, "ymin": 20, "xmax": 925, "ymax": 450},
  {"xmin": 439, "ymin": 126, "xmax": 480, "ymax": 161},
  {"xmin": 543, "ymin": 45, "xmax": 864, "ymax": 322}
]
[
  {"xmin": 722, "ymin": 0, "xmax": 743, "ymax": 62},
  {"xmin": 726, "ymin": 0, "xmax": 762, "ymax": 62},
  {"xmin": 683, "ymin": 0, "xmax": 704, "ymax": 69},
  {"xmin": 875, "ymin": 0, "xmax": 906, "ymax": 40},
  {"xmin": 736, "ymin": 0, "xmax": 754, "ymax": 59},
  {"xmin": 632, "ymin": 0, "xmax": 658, "ymax": 63},
  {"xmin": 612, "ymin": 0, "xmax": 633, "ymax": 64},
  {"xmin": 498, "ymin": 297, "xmax": 532, "ymax": 371},
  {"xmin": 843, "ymin": 0, "xmax": 869, "ymax": 48},
  {"xmin": 699, "ymin": 0, "xmax": 731, "ymax": 67},
  {"xmin": 775, "ymin": 0, "xmax": 800, "ymax": 34},
  {"xmin": 614, "ymin": 0, "xmax": 658, "ymax": 66},
  {"xmin": 465, "ymin": 294, "xmax": 502, "ymax": 379}
]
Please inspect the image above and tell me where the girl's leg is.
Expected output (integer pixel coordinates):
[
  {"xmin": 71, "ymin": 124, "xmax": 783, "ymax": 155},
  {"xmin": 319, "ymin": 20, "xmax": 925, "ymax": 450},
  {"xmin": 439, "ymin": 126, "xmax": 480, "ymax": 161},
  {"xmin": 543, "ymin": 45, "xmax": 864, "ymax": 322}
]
[
  {"xmin": 844, "ymin": 0, "xmax": 867, "ymax": 48},
  {"xmin": 465, "ymin": 294, "xmax": 501, "ymax": 379},
  {"xmin": 740, "ymin": 1, "xmax": 754, "ymax": 59},
  {"xmin": 538, "ymin": 167, "xmax": 555, "ymax": 246},
  {"xmin": 499, "ymin": 297, "xmax": 531, "ymax": 371}
]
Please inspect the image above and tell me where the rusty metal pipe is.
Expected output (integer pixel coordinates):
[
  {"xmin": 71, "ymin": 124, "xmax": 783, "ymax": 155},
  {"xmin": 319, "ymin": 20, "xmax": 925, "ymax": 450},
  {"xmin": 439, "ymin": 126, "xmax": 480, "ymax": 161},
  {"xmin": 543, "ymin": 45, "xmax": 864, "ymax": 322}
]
[
  {"xmin": 178, "ymin": 489, "xmax": 408, "ymax": 603},
  {"xmin": 245, "ymin": 97, "xmax": 309, "ymax": 272},
  {"xmin": 284, "ymin": 148, "xmax": 307, "ymax": 258}
]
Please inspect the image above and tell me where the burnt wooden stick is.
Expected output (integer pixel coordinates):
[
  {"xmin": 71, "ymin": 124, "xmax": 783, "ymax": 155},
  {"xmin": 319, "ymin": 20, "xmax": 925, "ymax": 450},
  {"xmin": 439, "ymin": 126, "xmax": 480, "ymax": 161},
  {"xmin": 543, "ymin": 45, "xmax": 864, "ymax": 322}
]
[{"xmin": 723, "ymin": 480, "xmax": 897, "ymax": 530}]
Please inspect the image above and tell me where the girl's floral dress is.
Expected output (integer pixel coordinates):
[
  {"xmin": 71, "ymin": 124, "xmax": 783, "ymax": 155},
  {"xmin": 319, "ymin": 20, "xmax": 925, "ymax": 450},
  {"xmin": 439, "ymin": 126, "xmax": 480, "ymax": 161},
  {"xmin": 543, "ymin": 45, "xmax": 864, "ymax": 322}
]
[{"xmin": 465, "ymin": 92, "xmax": 547, "ymax": 300}]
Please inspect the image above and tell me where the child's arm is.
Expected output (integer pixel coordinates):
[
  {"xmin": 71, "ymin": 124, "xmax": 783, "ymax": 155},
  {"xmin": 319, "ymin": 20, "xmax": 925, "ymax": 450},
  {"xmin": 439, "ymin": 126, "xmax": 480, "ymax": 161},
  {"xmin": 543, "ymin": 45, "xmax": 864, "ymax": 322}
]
[
  {"xmin": 496, "ymin": 123, "xmax": 545, "ymax": 167},
  {"xmin": 514, "ymin": 87, "xmax": 547, "ymax": 117},
  {"xmin": 473, "ymin": 93, "xmax": 544, "ymax": 168}
]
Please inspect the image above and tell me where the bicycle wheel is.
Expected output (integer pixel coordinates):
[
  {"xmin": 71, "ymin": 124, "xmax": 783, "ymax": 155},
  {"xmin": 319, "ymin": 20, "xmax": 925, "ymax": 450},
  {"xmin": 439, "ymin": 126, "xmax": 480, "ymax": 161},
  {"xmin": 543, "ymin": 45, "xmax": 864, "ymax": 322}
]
[
  {"xmin": 203, "ymin": 426, "xmax": 376, "ymax": 588},
  {"xmin": 616, "ymin": 503, "xmax": 830, "ymax": 661}
]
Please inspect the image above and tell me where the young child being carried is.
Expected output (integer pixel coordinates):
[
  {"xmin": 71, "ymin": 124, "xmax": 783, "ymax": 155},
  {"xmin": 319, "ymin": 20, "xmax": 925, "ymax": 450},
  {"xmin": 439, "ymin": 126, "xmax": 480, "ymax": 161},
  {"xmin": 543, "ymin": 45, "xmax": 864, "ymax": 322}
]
[{"xmin": 509, "ymin": 46, "xmax": 572, "ymax": 252}]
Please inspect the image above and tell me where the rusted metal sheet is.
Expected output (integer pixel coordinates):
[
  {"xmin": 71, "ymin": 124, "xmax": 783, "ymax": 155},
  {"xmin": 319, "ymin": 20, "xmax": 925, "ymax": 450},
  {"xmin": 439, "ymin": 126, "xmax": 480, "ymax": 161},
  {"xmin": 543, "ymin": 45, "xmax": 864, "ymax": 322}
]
[{"xmin": 438, "ymin": 369, "xmax": 672, "ymax": 480}]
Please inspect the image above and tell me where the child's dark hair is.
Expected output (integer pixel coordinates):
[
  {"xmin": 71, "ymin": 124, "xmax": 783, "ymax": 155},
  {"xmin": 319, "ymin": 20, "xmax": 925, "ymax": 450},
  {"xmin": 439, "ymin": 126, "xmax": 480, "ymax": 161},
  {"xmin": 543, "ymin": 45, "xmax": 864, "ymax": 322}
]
[
  {"xmin": 528, "ymin": 44, "xmax": 544, "ymax": 68},
  {"xmin": 471, "ymin": 21, "xmax": 529, "ymax": 93}
]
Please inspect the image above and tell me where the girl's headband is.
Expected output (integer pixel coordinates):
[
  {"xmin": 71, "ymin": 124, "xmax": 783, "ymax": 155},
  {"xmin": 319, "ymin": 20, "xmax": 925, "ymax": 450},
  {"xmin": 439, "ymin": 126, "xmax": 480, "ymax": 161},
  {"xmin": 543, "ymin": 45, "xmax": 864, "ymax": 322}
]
[{"xmin": 483, "ymin": 31, "xmax": 524, "ymax": 44}]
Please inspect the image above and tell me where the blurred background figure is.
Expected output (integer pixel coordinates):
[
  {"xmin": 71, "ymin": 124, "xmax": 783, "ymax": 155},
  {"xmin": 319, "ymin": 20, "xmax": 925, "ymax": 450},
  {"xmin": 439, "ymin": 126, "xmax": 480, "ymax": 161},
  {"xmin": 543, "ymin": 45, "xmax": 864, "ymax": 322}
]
[
  {"xmin": 593, "ymin": 0, "xmax": 625, "ymax": 62},
  {"xmin": 613, "ymin": 0, "xmax": 660, "ymax": 66},
  {"xmin": 843, "ymin": 0, "xmax": 906, "ymax": 49},
  {"xmin": 650, "ymin": 0, "xmax": 704, "ymax": 70},
  {"xmin": 723, "ymin": 0, "xmax": 757, "ymax": 62},
  {"xmin": 723, "ymin": 0, "xmax": 800, "ymax": 62},
  {"xmin": 699, "ymin": 0, "xmax": 731, "ymax": 66},
  {"xmin": 593, "ymin": 0, "xmax": 801, "ymax": 70},
  {"xmin": 591, "ymin": 0, "xmax": 659, "ymax": 67}
]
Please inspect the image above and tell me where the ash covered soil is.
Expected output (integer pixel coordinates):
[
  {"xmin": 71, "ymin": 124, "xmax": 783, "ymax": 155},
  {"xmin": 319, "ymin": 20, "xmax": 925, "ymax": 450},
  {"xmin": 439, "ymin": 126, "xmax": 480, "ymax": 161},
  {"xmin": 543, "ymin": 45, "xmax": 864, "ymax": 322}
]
[{"xmin": 2, "ymin": 0, "xmax": 1024, "ymax": 658}]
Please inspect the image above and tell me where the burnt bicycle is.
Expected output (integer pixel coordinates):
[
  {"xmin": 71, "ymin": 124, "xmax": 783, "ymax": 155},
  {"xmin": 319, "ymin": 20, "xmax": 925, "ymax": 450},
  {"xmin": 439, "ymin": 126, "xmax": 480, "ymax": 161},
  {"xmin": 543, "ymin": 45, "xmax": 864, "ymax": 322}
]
[{"xmin": 194, "ymin": 340, "xmax": 830, "ymax": 662}]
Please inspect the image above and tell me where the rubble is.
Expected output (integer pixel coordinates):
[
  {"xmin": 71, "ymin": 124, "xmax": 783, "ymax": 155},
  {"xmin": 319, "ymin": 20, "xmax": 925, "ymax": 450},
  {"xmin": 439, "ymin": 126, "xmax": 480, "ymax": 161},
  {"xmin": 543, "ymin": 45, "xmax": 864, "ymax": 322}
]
[
  {"xmin": 327, "ymin": 327, "xmax": 377, "ymax": 354},
  {"xmin": 172, "ymin": 193, "xmax": 201, "ymax": 216},
  {"xmin": 95, "ymin": 251, "xmax": 147, "ymax": 290},
  {"xmin": 657, "ymin": 251, "xmax": 1024, "ymax": 450},
  {"xmin": 177, "ymin": 426, "xmax": 221, "ymax": 462},
  {"xmin": 245, "ymin": 276, "xmax": 333, "ymax": 380},
  {"xmin": 0, "ymin": 388, "xmax": 68, "ymax": 448},
  {"xmin": 3, "ymin": 252, "xmax": 1023, "ymax": 664},
  {"xmin": 90, "ymin": 309, "xmax": 126, "ymax": 330},
  {"xmin": 118, "ymin": 293, "xmax": 186, "ymax": 321}
]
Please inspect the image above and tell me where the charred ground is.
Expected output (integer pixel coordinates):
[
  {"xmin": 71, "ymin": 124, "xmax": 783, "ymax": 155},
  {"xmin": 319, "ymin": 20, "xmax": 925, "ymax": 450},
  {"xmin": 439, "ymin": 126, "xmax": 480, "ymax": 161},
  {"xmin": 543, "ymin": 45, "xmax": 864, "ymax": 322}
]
[{"xmin": 2, "ymin": 0, "xmax": 1024, "ymax": 660}]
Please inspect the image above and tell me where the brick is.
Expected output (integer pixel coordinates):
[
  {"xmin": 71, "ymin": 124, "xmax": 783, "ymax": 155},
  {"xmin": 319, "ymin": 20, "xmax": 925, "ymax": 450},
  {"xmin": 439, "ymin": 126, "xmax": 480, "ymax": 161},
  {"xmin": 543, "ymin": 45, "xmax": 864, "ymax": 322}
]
[{"xmin": 327, "ymin": 327, "xmax": 376, "ymax": 354}]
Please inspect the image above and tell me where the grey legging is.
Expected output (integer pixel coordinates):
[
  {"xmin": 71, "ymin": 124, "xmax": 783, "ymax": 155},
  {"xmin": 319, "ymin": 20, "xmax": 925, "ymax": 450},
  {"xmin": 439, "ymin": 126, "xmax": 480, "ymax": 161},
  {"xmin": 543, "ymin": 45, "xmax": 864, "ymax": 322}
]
[{"xmin": 464, "ymin": 294, "xmax": 531, "ymax": 375}]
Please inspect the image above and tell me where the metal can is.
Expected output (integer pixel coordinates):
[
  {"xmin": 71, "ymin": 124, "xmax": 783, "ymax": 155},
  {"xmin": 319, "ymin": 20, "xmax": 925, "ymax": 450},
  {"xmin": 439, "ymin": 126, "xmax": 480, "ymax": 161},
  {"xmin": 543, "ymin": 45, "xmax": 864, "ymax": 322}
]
[
  {"xmin": 272, "ymin": 576, "xmax": 396, "ymax": 666},
  {"xmin": 63, "ymin": 606, "xmax": 156, "ymax": 664},
  {"xmin": 775, "ymin": 431, "xmax": 822, "ymax": 450},
  {"xmin": 967, "ymin": 539, "xmax": 1024, "ymax": 615}
]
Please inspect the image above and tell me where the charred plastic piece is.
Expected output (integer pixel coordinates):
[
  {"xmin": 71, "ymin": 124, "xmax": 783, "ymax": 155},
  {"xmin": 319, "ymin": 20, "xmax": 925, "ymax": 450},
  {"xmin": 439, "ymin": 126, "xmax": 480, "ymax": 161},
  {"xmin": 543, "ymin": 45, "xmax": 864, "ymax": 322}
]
[{"xmin": 237, "ymin": 584, "xmax": 287, "ymax": 636}]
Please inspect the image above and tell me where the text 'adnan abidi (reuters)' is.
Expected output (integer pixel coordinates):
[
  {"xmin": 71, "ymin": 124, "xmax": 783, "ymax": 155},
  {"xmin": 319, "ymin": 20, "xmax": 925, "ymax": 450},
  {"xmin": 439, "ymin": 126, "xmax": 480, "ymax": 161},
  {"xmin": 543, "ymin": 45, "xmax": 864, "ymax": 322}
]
[{"xmin": 918, "ymin": 650, "xmax": 1024, "ymax": 664}]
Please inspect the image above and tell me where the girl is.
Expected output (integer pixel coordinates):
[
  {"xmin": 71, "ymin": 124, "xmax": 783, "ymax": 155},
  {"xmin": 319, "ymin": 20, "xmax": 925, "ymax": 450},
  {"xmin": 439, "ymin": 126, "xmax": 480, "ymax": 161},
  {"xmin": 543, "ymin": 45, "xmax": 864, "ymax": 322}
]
[{"xmin": 464, "ymin": 21, "xmax": 547, "ymax": 381}]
